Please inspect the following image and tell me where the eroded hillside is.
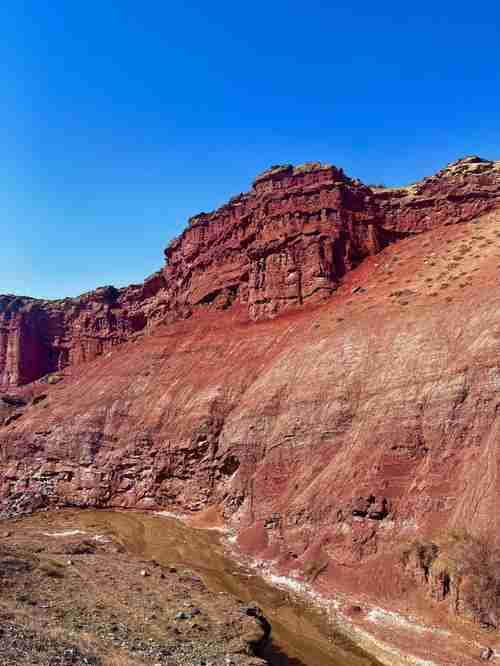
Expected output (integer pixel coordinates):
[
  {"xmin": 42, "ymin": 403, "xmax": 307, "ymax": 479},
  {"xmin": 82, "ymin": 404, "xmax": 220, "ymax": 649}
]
[
  {"xmin": 2, "ymin": 156, "xmax": 500, "ymax": 664},
  {"xmin": 2, "ymin": 156, "xmax": 499, "ymax": 389}
]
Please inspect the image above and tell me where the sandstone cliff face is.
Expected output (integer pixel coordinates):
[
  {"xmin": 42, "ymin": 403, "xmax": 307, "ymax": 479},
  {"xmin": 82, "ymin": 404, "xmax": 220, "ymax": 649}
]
[
  {"xmin": 375, "ymin": 155, "xmax": 500, "ymax": 233},
  {"xmin": 1, "ymin": 162, "xmax": 387, "ymax": 388},
  {"xmin": 2, "ymin": 157, "xmax": 500, "ymax": 391},
  {"xmin": 2, "ymin": 200, "xmax": 500, "ymax": 534},
  {"xmin": 2, "ymin": 158, "xmax": 500, "ymax": 664},
  {"xmin": 2, "ymin": 156, "xmax": 500, "ymax": 638},
  {"xmin": 0, "ymin": 278, "xmax": 164, "ymax": 388},
  {"xmin": 162, "ymin": 163, "xmax": 383, "ymax": 320}
]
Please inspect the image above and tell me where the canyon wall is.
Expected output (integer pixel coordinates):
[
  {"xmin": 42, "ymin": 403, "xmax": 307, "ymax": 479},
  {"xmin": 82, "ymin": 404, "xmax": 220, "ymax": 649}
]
[
  {"xmin": 0, "ymin": 280, "xmax": 162, "ymax": 387},
  {"xmin": 1, "ymin": 162, "xmax": 386, "ymax": 388},
  {"xmin": 375, "ymin": 155, "xmax": 500, "ymax": 233},
  {"xmin": 2, "ymin": 154, "xmax": 500, "ymax": 666},
  {"xmin": 2, "ymin": 156, "xmax": 500, "ymax": 390},
  {"xmin": 2, "ymin": 156, "xmax": 500, "ymax": 655},
  {"xmin": 2, "ymin": 206, "xmax": 500, "ymax": 570},
  {"xmin": 162, "ymin": 163, "xmax": 383, "ymax": 320}
]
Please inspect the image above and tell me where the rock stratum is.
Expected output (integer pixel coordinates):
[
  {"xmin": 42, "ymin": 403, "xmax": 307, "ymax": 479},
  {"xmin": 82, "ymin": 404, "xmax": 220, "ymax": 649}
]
[
  {"xmin": 2, "ymin": 157, "xmax": 500, "ymax": 389},
  {"xmin": 2, "ymin": 155, "xmax": 500, "ymax": 664},
  {"xmin": 1, "ymin": 161, "xmax": 386, "ymax": 387}
]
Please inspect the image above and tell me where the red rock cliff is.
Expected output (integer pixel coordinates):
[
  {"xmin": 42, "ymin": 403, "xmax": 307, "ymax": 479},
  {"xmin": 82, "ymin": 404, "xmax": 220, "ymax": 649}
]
[
  {"xmin": 2, "ymin": 155, "xmax": 500, "ymax": 663},
  {"xmin": 0, "ymin": 278, "xmax": 164, "ymax": 387},
  {"xmin": 1, "ymin": 162, "xmax": 386, "ymax": 388},
  {"xmin": 375, "ymin": 155, "xmax": 500, "ymax": 233},
  {"xmin": 4, "ymin": 156, "xmax": 499, "ymax": 390},
  {"xmin": 162, "ymin": 163, "xmax": 383, "ymax": 320}
]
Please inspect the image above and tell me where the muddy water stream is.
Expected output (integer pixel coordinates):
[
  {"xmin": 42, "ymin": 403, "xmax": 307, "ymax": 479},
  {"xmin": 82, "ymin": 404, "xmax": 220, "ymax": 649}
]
[{"xmin": 66, "ymin": 510, "xmax": 380, "ymax": 666}]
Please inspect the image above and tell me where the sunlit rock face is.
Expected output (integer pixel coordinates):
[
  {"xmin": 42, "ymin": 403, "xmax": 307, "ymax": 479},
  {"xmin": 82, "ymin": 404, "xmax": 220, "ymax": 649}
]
[
  {"xmin": 4, "ymin": 157, "xmax": 500, "ymax": 390},
  {"xmin": 2, "ymin": 157, "xmax": 500, "ymax": 639}
]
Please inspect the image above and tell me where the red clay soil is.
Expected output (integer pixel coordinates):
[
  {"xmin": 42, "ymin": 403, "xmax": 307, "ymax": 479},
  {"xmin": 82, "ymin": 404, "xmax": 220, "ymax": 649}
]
[{"xmin": 2, "ymin": 155, "xmax": 500, "ymax": 663}]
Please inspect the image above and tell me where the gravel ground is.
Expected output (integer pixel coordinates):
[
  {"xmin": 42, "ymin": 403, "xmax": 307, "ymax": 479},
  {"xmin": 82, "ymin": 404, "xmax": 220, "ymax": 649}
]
[{"xmin": 0, "ymin": 524, "xmax": 269, "ymax": 666}]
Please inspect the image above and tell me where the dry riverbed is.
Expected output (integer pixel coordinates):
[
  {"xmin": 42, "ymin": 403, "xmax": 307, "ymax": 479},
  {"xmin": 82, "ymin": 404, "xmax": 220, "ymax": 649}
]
[
  {"xmin": 0, "ymin": 510, "xmax": 385, "ymax": 666},
  {"xmin": 0, "ymin": 513, "xmax": 269, "ymax": 665}
]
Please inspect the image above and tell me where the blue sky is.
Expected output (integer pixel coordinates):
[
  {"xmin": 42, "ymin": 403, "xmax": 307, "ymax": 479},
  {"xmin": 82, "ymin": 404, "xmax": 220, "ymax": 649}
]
[{"xmin": 1, "ymin": 1, "xmax": 499, "ymax": 298}]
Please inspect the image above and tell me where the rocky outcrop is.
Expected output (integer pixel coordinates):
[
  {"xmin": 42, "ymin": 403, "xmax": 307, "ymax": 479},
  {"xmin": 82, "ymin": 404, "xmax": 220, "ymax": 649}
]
[
  {"xmin": 162, "ymin": 163, "xmax": 383, "ymax": 320},
  {"xmin": 2, "ymin": 159, "xmax": 500, "ymax": 651},
  {"xmin": 0, "ymin": 278, "xmax": 165, "ymax": 388},
  {"xmin": 1, "ymin": 162, "xmax": 387, "ymax": 388},
  {"xmin": 2, "ymin": 200, "xmax": 500, "ymax": 535},
  {"xmin": 2, "ymin": 155, "xmax": 500, "ymax": 666},
  {"xmin": 402, "ymin": 532, "xmax": 500, "ymax": 628},
  {"xmin": 3, "ymin": 156, "xmax": 500, "ymax": 390},
  {"xmin": 375, "ymin": 156, "xmax": 500, "ymax": 233}
]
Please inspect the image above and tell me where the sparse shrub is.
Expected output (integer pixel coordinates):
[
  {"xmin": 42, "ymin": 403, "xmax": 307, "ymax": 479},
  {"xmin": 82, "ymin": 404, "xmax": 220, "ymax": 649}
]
[
  {"xmin": 445, "ymin": 531, "xmax": 500, "ymax": 626},
  {"xmin": 402, "ymin": 530, "xmax": 500, "ymax": 627},
  {"xmin": 39, "ymin": 559, "xmax": 65, "ymax": 578},
  {"xmin": 303, "ymin": 556, "xmax": 329, "ymax": 583},
  {"xmin": 401, "ymin": 539, "xmax": 438, "ymax": 575},
  {"xmin": 63, "ymin": 540, "xmax": 97, "ymax": 556}
]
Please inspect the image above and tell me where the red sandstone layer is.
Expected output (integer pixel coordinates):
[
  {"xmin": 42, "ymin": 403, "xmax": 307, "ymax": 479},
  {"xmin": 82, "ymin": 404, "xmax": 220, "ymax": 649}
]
[
  {"xmin": 2, "ymin": 155, "xmax": 500, "ymax": 663},
  {"xmin": 2, "ymin": 156, "xmax": 499, "ymax": 390}
]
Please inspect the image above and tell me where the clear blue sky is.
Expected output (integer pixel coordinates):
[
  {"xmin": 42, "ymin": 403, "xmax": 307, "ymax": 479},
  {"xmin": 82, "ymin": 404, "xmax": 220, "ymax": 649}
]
[{"xmin": 2, "ymin": 1, "xmax": 499, "ymax": 299}]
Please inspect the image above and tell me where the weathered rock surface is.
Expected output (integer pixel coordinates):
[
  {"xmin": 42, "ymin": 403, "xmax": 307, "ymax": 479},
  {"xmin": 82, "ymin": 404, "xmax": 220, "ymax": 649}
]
[
  {"xmin": 375, "ymin": 155, "xmax": 500, "ymax": 233},
  {"xmin": 3, "ymin": 157, "xmax": 500, "ymax": 391},
  {"xmin": 2, "ymin": 162, "xmax": 389, "ymax": 388},
  {"xmin": 163, "ymin": 163, "xmax": 383, "ymax": 321},
  {"xmin": 2, "ymin": 156, "xmax": 500, "ymax": 663},
  {"xmin": 4, "ymin": 156, "xmax": 498, "ymax": 391},
  {"xmin": 0, "ymin": 278, "xmax": 164, "ymax": 387}
]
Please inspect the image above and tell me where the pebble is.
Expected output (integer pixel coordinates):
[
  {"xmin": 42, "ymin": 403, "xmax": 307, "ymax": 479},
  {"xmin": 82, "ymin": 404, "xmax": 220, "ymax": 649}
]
[{"xmin": 480, "ymin": 647, "xmax": 494, "ymax": 661}]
